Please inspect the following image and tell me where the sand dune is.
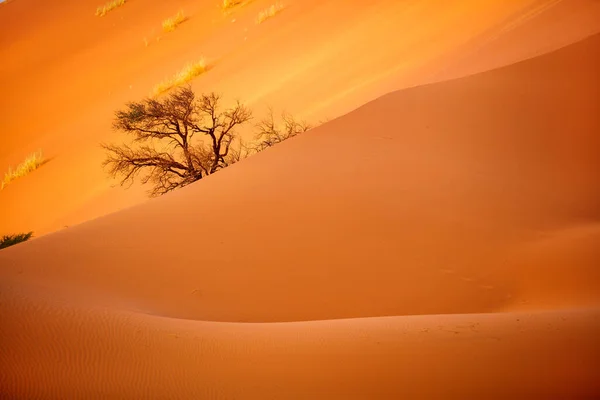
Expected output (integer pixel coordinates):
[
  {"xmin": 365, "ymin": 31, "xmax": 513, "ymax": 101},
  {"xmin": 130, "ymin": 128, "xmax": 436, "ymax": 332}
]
[
  {"xmin": 2, "ymin": 32, "xmax": 599, "ymax": 321},
  {"xmin": 1, "ymin": 18, "xmax": 599, "ymax": 397},
  {"xmin": 2, "ymin": 0, "xmax": 600, "ymax": 236},
  {"xmin": 2, "ymin": 294, "xmax": 599, "ymax": 398}
]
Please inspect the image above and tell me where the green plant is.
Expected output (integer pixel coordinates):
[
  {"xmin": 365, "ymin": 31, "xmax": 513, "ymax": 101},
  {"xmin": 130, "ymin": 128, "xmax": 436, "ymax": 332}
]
[{"xmin": 0, "ymin": 232, "xmax": 33, "ymax": 250}]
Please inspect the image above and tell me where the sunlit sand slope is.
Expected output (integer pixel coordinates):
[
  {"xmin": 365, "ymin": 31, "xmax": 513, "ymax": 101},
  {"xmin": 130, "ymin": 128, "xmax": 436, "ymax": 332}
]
[
  {"xmin": 2, "ymin": 32, "xmax": 598, "ymax": 321},
  {"xmin": 0, "ymin": 5, "xmax": 598, "ymax": 400},
  {"xmin": 1, "ymin": 0, "xmax": 599, "ymax": 236}
]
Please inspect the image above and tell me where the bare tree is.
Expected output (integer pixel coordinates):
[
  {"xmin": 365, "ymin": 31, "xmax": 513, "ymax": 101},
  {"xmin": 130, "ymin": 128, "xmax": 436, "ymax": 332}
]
[
  {"xmin": 225, "ymin": 137, "xmax": 253, "ymax": 165},
  {"xmin": 253, "ymin": 108, "xmax": 311, "ymax": 152},
  {"xmin": 102, "ymin": 86, "xmax": 251, "ymax": 196}
]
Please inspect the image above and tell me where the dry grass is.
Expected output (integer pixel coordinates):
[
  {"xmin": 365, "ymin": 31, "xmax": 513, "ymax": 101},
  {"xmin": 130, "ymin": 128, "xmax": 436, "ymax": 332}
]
[
  {"xmin": 96, "ymin": 0, "xmax": 126, "ymax": 17},
  {"xmin": 1, "ymin": 151, "xmax": 44, "ymax": 190},
  {"xmin": 256, "ymin": 2, "xmax": 284, "ymax": 24},
  {"xmin": 162, "ymin": 10, "xmax": 187, "ymax": 32},
  {"xmin": 153, "ymin": 59, "xmax": 207, "ymax": 96},
  {"xmin": 222, "ymin": 0, "xmax": 246, "ymax": 12}
]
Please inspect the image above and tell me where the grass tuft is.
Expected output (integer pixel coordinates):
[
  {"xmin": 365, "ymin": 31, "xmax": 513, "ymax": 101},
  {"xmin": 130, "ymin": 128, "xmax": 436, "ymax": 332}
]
[
  {"xmin": 96, "ymin": 0, "xmax": 126, "ymax": 17},
  {"xmin": 256, "ymin": 2, "xmax": 284, "ymax": 24},
  {"xmin": 1, "ymin": 151, "xmax": 44, "ymax": 190},
  {"xmin": 0, "ymin": 232, "xmax": 33, "ymax": 250},
  {"xmin": 153, "ymin": 59, "xmax": 207, "ymax": 96},
  {"xmin": 162, "ymin": 10, "xmax": 187, "ymax": 32},
  {"xmin": 222, "ymin": 0, "xmax": 244, "ymax": 12}
]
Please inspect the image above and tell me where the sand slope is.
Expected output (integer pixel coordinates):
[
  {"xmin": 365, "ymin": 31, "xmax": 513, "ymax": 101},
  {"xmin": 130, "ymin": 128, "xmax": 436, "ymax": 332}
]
[
  {"xmin": 1, "ymin": 30, "xmax": 599, "ymax": 398},
  {"xmin": 2, "ymin": 0, "xmax": 600, "ymax": 236},
  {"xmin": 1, "ymin": 32, "xmax": 598, "ymax": 322},
  {"xmin": 2, "ymin": 298, "xmax": 599, "ymax": 398}
]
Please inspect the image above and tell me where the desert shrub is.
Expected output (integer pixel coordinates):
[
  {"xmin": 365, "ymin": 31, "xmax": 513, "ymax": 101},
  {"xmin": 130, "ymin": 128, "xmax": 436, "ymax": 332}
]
[
  {"xmin": 257, "ymin": 2, "xmax": 284, "ymax": 24},
  {"xmin": 0, "ymin": 232, "xmax": 33, "ymax": 250},
  {"xmin": 103, "ymin": 86, "xmax": 252, "ymax": 196},
  {"xmin": 96, "ymin": 0, "xmax": 125, "ymax": 16},
  {"xmin": 1, "ymin": 151, "xmax": 44, "ymax": 190},
  {"xmin": 153, "ymin": 59, "xmax": 207, "ymax": 96},
  {"xmin": 162, "ymin": 10, "xmax": 187, "ymax": 32},
  {"xmin": 103, "ymin": 86, "xmax": 312, "ymax": 197},
  {"xmin": 253, "ymin": 108, "xmax": 311, "ymax": 152}
]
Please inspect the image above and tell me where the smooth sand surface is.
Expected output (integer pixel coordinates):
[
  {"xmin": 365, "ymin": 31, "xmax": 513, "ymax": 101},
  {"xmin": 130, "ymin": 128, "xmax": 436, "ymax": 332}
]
[
  {"xmin": 2, "ymin": 297, "xmax": 599, "ymax": 398},
  {"xmin": 1, "ymin": 14, "xmax": 599, "ymax": 396}
]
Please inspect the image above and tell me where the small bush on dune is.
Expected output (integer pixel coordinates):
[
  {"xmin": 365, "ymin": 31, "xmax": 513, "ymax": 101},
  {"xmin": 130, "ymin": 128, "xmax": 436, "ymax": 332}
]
[
  {"xmin": 96, "ymin": 0, "xmax": 126, "ymax": 17},
  {"xmin": 1, "ymin": 151, "xmax": 44, "ymax": 190},
  {"xmin": 153, "ymin": 59, "xmax": 207, "ymax": 96},
  {"xmin": 256, "ymin": 2, "xmax": 284, "ymax": 24},
  {"xmin": 0, "ymin": 232, "xmax": 33, "ymax": 250},
  {"xmin": 162, "ymin": 10, "xmax": 187, "ymax": 32}
]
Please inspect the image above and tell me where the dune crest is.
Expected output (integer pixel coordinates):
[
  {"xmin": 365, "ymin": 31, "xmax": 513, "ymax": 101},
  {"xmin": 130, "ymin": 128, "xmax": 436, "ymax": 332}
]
[
  {"xmin": 2, "ymin": 32, "xmax": 599, "ymax": 322},
  {"xmin": 1, "ymin": 1, "xmax": 599, "ymax": 398},
  {"xmin": 1, "ymin": 0, "xmax": 600, "ymax": 236}
]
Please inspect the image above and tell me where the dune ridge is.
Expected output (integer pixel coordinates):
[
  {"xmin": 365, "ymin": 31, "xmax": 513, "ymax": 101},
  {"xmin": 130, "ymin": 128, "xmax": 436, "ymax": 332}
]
[
  {"xmin": 2, "ymin": 0, "xmax": 600, "ymax": 236},
  {"xmin": 1, "ymin": 1, "xmax": 599, "ymax": 398},
  {"xmin": 2, "ymin": 31, "xmax": 599, "ymax": 320},
  {"xmin": 1, "ymin": 33, "xmax": 599, "ymax": 398}
]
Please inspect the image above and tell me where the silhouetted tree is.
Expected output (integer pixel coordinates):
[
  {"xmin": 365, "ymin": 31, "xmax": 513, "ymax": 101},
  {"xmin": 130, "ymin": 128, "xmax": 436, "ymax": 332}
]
[
  {"xmin": 225, "ymin": 137, "xmax": 253, "ymax": 165},
  {"xmin": 102, "ymin": 86, "xmax": 252, "ymax": 196},
  {"xmin": 253, "ymin": 108, "xmax": 311, "ymax": 152}
]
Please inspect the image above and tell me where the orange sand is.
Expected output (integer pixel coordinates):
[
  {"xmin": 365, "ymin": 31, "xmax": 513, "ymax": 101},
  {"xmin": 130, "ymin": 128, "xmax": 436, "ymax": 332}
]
[
  {"xmin": 1, "ymin": 0, "xmax": 599, "ymax": 398},
  {"xmin": 1, "ymin": 0, "xmax": 599, "ymax": 236}
]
